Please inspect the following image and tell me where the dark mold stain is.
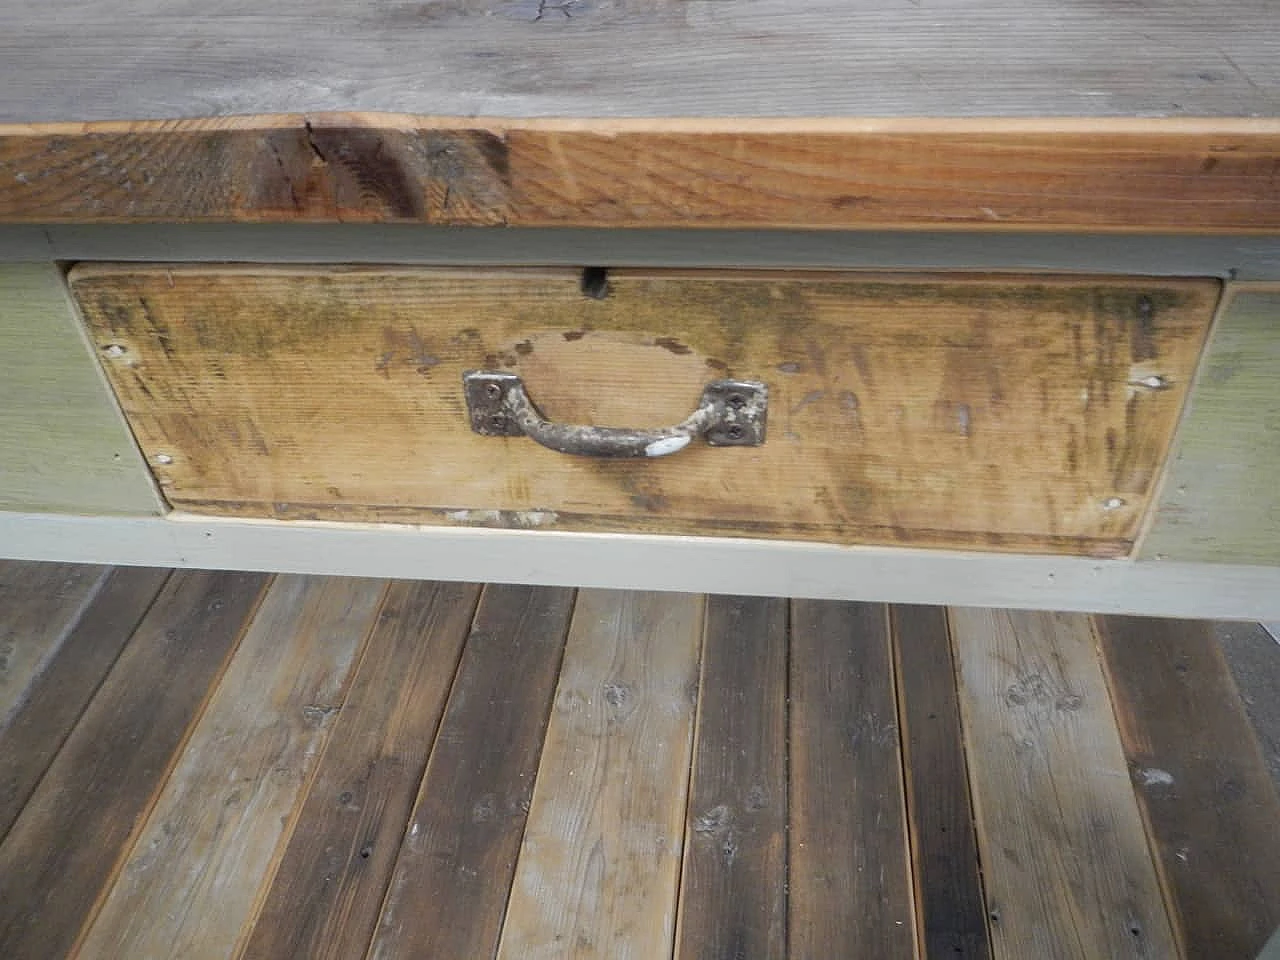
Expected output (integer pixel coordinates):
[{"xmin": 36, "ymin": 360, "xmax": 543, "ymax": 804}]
[
  {"xmin": 654, "ymin": 336, "xmax": 692, "ymax": 356},
  {"xmin": 1131, "ymin": 294, "xmax": 1158, "ymax": 363},
  {"xmin": 514, "ymin": 339, "xmax": 534, "ymax": 355},
  {"xmin": 562, "ymin": 329, "xmax": 587, "ymax": 341}
]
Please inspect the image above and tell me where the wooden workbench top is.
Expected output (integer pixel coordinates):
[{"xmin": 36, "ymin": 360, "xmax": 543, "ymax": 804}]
[
  {"xmin": 2, "ymin": 0, "xmax": 1278, "ymax": 122},
  {"xmin": 1, "ymin": 2, "xmax": 1278, "ymax": 230}
]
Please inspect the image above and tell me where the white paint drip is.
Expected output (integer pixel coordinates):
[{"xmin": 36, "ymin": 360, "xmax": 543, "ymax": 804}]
[
  {"xmin": 644, "ymin": 435, "xmax": 691, "ymax": 458},
  {"xmin": 1138, "ymin": 767, "xmax": 1175, "ymax": 787}
]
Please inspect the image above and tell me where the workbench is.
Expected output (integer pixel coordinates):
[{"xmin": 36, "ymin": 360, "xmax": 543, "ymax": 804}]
[{"xmin": 2, "ymin": 0, "xmax": 1279, "ymax": 619}]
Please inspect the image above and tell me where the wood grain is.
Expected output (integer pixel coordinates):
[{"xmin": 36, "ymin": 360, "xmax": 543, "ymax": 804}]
[
  {"xmin": 368, "ymin": 584, "xmax": 574, "ymax": 960},
  {"xmin": 891, "ymin": 604, "xmax": 992, "ymax": 960},
  {"xmin": 0, "ymin": 560, "xmax": 105, "ymax": 726},
  {"xmin": 0, "ymin": 569, "xmax": 267, "ymax": 960},
  {"xmin": 71, "ymin": 265, "xmax": 1218, "ymax": 556},
  {"xmin": 1097, "ymin": 615, "xmax": 1280, "ymax": 959},
  {"xmin": 496, "ymin": 590, "xmax": 704, "ymax": 960},
  {"xmin": 0, "ymin": 264, "xmax": 162, "ymax": 515},
  {"xmin": 240, "ymin": 579, "xmax": 480, "ymax": 960},
  {"xmin": 1217, "ymin": 621, "xmax": 1280, "ymax": 787},
  {"xmin": 0, "ymin": 566, "xmax": 169, "ymax": 840},
  {"xmin": 1141, "ymin": 286, "xmax": 1280, "ymax": 564},
  {"xmin": 788, "ymin": 600, "xmax": 915, "ymax": 959},
  {"xmin": 675, "ymin": 596, "xmax": 787, "ymax": 960},
  {"xmin": 74, "ymin": 575, "xmax": 386, "ymax": 960},
  {"xmin": 4, "ymin": 117, "xmax": 1280, "ymax": 231},
  {"xmin": 950, "ymin": 608, "xmax": 1177, "ymax": 960}
]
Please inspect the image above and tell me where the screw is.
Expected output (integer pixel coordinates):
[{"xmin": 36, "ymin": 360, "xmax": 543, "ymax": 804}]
[
  {"xmin": 726, "ymin": 425, "xmax": 745, "ymax": 440},
  {"xmin": 155, "ymin": 453, "xmax": 174, "ymax": 465},
  {"xmin": 485, "ymin": 382, "xmax": 502, "ymax": 400},
  {"xmin": 102, "ymin": 344, "xmax": 127, "ymax": 358},
  {"xmin": 726, "ymin": 393, "xmax": 747, "ymax": 410},
  {"xmin": 488, "ymin": 414, "xmax": 507, "ymax": 432},
  {"xmin": 1102, "ymin": 496, "xmax": 1125, "ymax": 511}
]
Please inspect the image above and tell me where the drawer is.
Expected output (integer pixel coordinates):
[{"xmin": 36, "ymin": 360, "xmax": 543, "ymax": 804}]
[{"xmin": 69, "ymin": 265, "xmax": 1218, "ymax": 557}]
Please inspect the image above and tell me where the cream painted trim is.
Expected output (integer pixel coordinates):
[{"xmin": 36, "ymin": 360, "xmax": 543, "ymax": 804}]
[{"xmin": 3, "ymin": 511, "xmax": 1279, "ymax": 619}]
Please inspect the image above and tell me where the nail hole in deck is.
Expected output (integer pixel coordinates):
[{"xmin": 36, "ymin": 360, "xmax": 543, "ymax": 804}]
[{"xmin": 580, "ymin": 266, "xmax": 610, "ymax": 300}]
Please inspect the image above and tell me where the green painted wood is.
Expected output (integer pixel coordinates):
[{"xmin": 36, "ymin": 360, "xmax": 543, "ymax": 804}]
[
  {"xmin": 1142, "ymin": 287, "xmax": 1280, "ymax": 565},
  {"xmin": 0, "ymin": 264, "xmax": 161, "ymax": 515}
]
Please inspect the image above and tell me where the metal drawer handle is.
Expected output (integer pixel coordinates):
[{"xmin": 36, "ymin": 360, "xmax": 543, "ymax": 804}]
[{"xmin": 463, "ymin": 371, "xmax": 768, "ymax": 458}]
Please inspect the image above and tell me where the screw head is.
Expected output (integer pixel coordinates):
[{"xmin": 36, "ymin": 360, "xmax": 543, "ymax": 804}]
[
  {"xmin": 488, "ymin": 414, "xmax": 507, "ymax": 432},
  {"xmin": 485, "ymin": 382, "xmax": 503, "ymax": 400},
  {"xmin": 726, "ymin": 425, "xmax": 745, "ymax": 440},
  {"xmin": 726, "ymin": 393, "xmax": 747, "ymax": 410}
]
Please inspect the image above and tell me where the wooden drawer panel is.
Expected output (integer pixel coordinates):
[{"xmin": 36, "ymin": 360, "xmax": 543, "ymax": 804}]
[{"xmin": 69, "ymin": 266, "xmax": 1218, "ymax": 556}]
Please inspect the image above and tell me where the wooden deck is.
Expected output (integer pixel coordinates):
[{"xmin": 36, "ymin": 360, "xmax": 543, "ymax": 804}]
[{"xmin": 1, "ymin": 562, "xmax": 1278, "ymax": 959}]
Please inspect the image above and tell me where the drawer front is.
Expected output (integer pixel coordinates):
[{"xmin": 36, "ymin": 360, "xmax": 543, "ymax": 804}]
[{"xmin": 69, "ymin": 266, "xmax": 1218, "ymax": 557}]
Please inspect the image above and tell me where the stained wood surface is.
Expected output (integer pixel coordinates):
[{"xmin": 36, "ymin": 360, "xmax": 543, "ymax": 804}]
[
  {"xmin": 891, "ymin": 604, "xmax": 991, "ymax": 960},
  {"xmin": 950, "ymin": 609, "xmax": 1177, "ymax": 959},
  {"xmin": 76, "ymin": 575, "xmax": 385, "ymax": 960},
  {"xmin": 2, "ymin": 559, "xmax": 1276, "ymax": 959},
  {"xmin": 71, "ymin": 265, "xmax": 1217, "ymax": 557},
  {"xmin": 0, "ymin": 560, "xmax": 105, "ymax": 725},
  {"xmin": 0, "ymin": 264, "xmax": 162, "ymax": 515},
  {"xmin": 0, "ymin": 566, "xmax": 168, "ymax": 839},
  {"xmin": 242, "ymin": 580, "xmax": 481, "ymax": 960},
  {"xmin": 0, "ymin": 569, "xmax": 268, "ymax": 960},
  {"xmin": 1097, "ymin": 616, "xmax": 1280, "ymax": 959},
  {"xmin": 4, "ymin": 118, "xmax": 1280, "ymax": 230},
  {"xmin": 789, "ymin": 600, "xmax": 916, "ymax": 959},
  {"xmin": 497, "ymin": 590, "xmax": 704, "ymax": 960},
  {"xmin": 1141, "ymin": 286, "xmax": 1280, "ymax": 564},
  {"xmin": 676, "ymin": 596, "xmax": 787, "ymax": 960},
  {"xmin": 368, "ymin": 584, "xmax": 573, "ymax": 960}
]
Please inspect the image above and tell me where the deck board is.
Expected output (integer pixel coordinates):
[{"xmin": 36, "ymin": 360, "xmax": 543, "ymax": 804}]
[
  {"xmin": 1098, "ymin": 615, "xmax": 1280, "ymax": 959},
  {"xmin": 0, "ymin": 559, "xmax": 1275, "ymax": 959}
]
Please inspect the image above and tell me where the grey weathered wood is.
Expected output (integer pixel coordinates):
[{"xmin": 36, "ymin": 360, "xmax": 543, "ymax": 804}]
[
  {"xmin": 1218, "ymin": 621, "xmax": 1280, "ymax": 789},
  {"xmin": 1142, "ymin": 287, "xmax": 1280, "ymax": 565},
  {"xmin": 4, "ymin": 227, "xmax": 1280, "ymax": 280},
  {"xmin": 1, "ymin": 1, "xmax": 1277, "ymax": 123},
  {"xmin": 0, "ymin": 264, "xmax": 161, "ymax": 515},
  {"xmin": 5, "ymin": 511, "xmax": 1280, "ymax": 619}
]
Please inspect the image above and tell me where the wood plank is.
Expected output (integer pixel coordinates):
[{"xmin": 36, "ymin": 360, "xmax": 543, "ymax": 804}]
[
  {"xmin": 0, "ymin": 559, "xmax": 106, "ymax": 725},
  {"xmin": 949, "ymin": 608, "xmax": 1177, "ymax": 959},
  {"xmin": 4, "ymin": 2, "xmax": 1280, "ymax": 123},
  {"xmin": 71, "ymin": 265, "xmax": 1217, "ymax": 557},
  {"xmin": 0, "ymin": 569, "xmax": 268, "ymax": 960},
  {"xmin": 1217, "ymin": 621, "xmax": 1280, "ymax": 788},
  {"xmin": 9, "ymin": 512, "xmax": 1280, "ymax": 621},
  {"xmin": 9, "ymin": 225, "xmax": 1280, "ymax": 281},
  {"xmin": 1141, "ymin": 286, "xmax": 1280, "ymax": 564},
  {"xmin": 674, "ymin": 596, "xmax": 787, "ymax": 960},
  {"xmin": 368, "ymin": 584, "xmax": 574, "ymax": 960},
  {"xmin": 1097, "ymin": 615, "xmax": 1280, "ymax": 959},
  {"xmin": 74, "ymin": 574, "xmax": 386, "ymax": 960},
  {"xmin": 788, "ymin": 600, "xmax": 915, "ymax": 959},
  {"xmin": 891, "ymin": 604, "xmax": 992, "ymax": 960},
  {"xmin": 0, "ymin": 566, "xmax": 169, "ymax": 840},
  {"xmin": 0, "ymin": 264, "xmax": 162, "ymax": 515},
  {"xmin": 496, "ymin": 589, "xmax": 704, "ymax": 960},
  {"xmin": 240, "ymin": 579, "xmax": 480, "ymax": 960},
  {"xmin": 5, "ymin": 118, "xmax": 1280, "ymax": 231}
]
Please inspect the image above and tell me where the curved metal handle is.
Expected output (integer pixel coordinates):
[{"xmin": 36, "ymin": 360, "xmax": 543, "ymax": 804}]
[{"xmin": 464, "ymin": 372, "xmax": 768, "ymax": 458}]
